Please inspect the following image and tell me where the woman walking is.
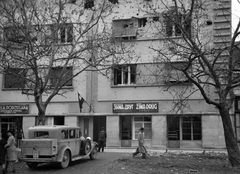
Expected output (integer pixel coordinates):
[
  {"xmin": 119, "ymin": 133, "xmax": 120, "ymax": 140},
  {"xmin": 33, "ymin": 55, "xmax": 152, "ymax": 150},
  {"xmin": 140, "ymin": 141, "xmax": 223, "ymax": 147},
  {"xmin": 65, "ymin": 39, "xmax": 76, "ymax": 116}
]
[
  {"xmin": 4, "ymin": 130, "xmax": 17, "ymax": 173},
  {"xmin": 0, "ymin": 132, "xmax": 7, "ymax": 174}
]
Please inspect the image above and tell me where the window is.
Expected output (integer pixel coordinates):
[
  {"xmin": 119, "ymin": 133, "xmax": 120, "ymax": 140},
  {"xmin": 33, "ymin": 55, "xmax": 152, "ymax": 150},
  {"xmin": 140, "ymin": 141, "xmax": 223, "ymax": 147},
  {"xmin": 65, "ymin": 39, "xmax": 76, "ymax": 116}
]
[
  {"xmin": 167, "ymin": 115, "xmax": 202, "ymax": 141},
  {"xmin": 59, "ymin": 24, "xmax": 73, "ymax": 43},
  {"xmin": 164, "ymin": 62, "xmax": 190, "ymax": 84},
  {"xmin": 4, "ymin": 68, "xmax": 27, "ymax": 89},
  {"xmin": 163, "ymin": 10, "xmax": 191, "ymax": 37},
  {"xmin": 69, "ymin": 129, "xmax": 76, "ymax": 139},
  {"xmin": 133, "ymin": 116, "xmax": 152, "ymax": 139},
  {"xmin": 138, "ymin": 18, "xmax": 147, "ymax": 28},
  {"xmin": 109, "ymin": 0, "xmax": 118, "ymax": 4},
  {"xmin": 50, "ymin": 67, "xmax": 73, "ymax": 87},
  {"xmin": 113, "ymin": 64, "xmax": 136, "ymax": 85},
  {"xmin": 4, "ymin": 26, "xmax": 26, "ymax": 43},
  {"xmin": 61, "ymin": 130, "xmax": 68, "ymax": 139},
  {"xmin": 235, "ymin": 113, "xmax": 240, "ymax": 141},
  {"xmin": 34, "ymin": 131, "xmax": 49, "ymax": 138},
  {"xmin": 112, "ymin": 18, "xmax": 138, "ymax": 40},
  {"xmin": 84, "ymin": 0, "xmax": 94, "ymax": 9}
]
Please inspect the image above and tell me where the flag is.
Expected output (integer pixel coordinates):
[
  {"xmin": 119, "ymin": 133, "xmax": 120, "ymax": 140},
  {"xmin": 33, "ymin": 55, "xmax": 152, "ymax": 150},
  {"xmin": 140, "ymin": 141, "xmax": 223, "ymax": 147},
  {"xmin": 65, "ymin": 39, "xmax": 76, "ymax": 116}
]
[{"xmin": 78, "ymin": 92, "xmax": 85, "ymax": 112}]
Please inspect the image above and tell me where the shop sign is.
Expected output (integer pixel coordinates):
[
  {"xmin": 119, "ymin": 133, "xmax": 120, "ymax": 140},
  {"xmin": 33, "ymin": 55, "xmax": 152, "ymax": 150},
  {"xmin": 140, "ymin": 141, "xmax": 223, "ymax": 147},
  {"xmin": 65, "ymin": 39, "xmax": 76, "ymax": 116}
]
[
  {"xmin": 0, "ymin": 104, "xmax": 29, "ymax": 114},
  {"xmin": 113, "ymin": 102, "xmax": 158, "ymax": 113}
]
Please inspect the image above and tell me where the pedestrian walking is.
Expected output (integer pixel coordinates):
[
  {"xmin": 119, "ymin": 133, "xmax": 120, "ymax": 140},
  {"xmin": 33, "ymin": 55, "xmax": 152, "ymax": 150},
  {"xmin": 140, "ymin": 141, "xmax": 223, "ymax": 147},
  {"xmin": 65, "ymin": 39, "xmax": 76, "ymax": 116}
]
[
  {"xmin": 4, "ymin": 130, "xmax": 17, "ymax": 173},
  {"xmin": 98, "ymin": 127, "xmax": 107, "ymax": 152},
  {"xmin": 0, "ymin": 132, "xmax": 7, "ymax": 174},
  {"xmin": 133, "ymin": 127, "xmax": 147, "ymax": 159}
]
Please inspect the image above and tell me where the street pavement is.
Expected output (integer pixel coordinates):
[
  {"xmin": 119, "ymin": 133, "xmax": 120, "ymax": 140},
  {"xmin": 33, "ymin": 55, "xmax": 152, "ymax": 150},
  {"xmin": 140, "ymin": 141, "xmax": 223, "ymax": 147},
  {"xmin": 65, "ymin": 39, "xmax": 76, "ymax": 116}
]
[
  {"xmin": 11, "ymin": 147, "xmax": 227, "ymax": 174},
  {"xmin": 104, "ymin": 147, "xmax": 228, "ymax": 155}
]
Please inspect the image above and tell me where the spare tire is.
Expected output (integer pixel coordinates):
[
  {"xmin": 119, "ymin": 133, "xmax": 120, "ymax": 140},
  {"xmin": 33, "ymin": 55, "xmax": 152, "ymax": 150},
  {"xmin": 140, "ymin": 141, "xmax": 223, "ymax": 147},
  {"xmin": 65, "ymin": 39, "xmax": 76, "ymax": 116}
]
[{"xmin": 82, "ymin": 139, "xmax": 91, "ymax": 155}]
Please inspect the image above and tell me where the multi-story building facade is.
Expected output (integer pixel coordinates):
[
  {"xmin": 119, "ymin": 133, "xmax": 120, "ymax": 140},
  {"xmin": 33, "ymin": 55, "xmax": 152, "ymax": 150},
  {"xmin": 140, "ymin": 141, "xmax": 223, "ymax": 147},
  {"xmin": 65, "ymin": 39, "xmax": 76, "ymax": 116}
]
[{"xmin": 0, "ymin": 0, "xmax": 236, "ymax": 149}]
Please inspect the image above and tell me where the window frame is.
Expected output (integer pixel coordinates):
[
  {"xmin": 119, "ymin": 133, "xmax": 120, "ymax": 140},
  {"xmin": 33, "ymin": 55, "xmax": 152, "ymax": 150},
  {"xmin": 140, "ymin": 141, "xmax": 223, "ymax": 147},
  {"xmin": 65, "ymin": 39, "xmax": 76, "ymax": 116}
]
[
  {"xmin": 167, "ymin": 115, "xmax": 202, "ymax": 141},
  {"xmin": 113, "ymin": 64, "xmax": 137, "ymax": 86},
  {"xmin": 163, "ymin": 10, "xmax": 191, "ymax": 37},
  {"xmin": 133, "ymin": 116, "xmax": 152, "ymax": 140}
]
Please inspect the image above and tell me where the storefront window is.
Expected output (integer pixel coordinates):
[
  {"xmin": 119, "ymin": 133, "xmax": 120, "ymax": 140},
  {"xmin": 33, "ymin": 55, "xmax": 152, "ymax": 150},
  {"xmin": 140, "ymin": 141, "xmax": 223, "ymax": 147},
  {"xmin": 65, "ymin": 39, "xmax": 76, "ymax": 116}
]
[
  {"xmin": 133, "ymin": 116, "xmax": 152, "ymax": 140},
  {"xmin": 235, "ymin": 113, "xmax": 240, "ymax": 141},
  {"xmin": 167, "ymin": 115, "xmax": 202, "ymax": 141}
]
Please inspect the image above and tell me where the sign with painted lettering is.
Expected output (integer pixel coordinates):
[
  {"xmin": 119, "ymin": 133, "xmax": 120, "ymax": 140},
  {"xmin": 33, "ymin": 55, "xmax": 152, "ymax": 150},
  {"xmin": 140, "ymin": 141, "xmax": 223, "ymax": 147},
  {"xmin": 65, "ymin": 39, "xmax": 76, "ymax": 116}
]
[
  {"xmin": 113, "ymin": 103, "xmax": 158, "ymax": 113},
  {"xmin": 0, "ymin": 104, "xmax": 29, "ymax": 114}
]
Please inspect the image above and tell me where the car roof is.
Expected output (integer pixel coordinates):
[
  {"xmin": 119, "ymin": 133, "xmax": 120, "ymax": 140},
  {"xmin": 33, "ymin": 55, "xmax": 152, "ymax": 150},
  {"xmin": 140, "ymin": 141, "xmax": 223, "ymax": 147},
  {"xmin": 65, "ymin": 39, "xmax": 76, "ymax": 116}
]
[{"xmin": 29, "ymin": 125, "xmax": 81, "ymax": 130}]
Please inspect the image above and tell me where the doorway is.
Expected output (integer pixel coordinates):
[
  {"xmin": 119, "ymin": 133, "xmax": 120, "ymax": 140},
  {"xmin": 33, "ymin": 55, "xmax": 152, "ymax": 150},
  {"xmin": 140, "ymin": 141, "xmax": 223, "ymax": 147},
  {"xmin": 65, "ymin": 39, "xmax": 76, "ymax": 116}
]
[{"xmin": 93, "ymin": 116, "xmax": 106, "ymax": 142}]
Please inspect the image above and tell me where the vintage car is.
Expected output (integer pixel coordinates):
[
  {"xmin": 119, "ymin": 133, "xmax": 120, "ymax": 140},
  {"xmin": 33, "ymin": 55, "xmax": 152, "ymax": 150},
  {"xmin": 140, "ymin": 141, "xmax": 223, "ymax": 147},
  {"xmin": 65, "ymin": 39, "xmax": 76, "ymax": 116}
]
[{"xmin": 19, "ymin": 125, "xmax": 98, "ymax": 169}]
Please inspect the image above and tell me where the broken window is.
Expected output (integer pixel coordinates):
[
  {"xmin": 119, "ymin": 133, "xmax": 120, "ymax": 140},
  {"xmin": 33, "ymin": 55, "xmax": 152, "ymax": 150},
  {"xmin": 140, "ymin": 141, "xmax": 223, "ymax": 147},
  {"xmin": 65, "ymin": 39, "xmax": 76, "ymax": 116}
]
[{"xmin": 163, "ymin": 10, "xmax": 191, "ymax": 37}]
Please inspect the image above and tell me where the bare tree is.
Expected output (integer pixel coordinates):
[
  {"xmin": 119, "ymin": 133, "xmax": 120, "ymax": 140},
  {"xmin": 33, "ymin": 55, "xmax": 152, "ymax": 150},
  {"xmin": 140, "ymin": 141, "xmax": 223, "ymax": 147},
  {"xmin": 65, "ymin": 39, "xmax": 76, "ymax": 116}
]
[
  {"xmin": 139, "ymin": 0, "xmax": 240, "ymax": 167},
  {"xmin": 0, "ymin": 0, "xmax": 132, "ymax": 125}
]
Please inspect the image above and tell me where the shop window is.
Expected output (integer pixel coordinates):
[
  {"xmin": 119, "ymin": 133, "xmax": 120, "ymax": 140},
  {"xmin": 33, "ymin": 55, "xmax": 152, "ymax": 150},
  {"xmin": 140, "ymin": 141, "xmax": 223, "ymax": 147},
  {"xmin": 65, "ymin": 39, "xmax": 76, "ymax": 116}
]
[
  {"xmin": 4, "ymin": 68, "xmax": 27, "ymax": 89},
  {"xmin": 50, "ymin": 67, "xmax": 73, "ymax": 87},
  {"xmin": 133, "ymin": 116, "xmax": 152, "ymax": 140},
  {"xmin": 235, "ymin": 113, "xmax": 240, "ymax": 141},
  {"xmin": 54, "ymin": 116, "xmax": 65, "ymax": 125},
  {"xmin": 113, "ymin": 64, "xmax": 136, "ymax": 85},
  {"xmin": 167, "ymin": 115, "xmax": 202, "ymax": 141}
]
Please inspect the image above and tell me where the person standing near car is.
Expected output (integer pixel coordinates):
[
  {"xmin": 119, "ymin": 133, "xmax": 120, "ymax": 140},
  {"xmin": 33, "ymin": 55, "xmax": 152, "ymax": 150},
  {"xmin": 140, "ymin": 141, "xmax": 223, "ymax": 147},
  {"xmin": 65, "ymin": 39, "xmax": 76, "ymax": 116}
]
[
  {"xmin": 133, "ymin": 127, "xmax": 147, "ymax": 159},
  {"xmin": 98, "ymin": 127, "xmax": 107, "ymax": 152},
  {"xmin": 4, "ymin": 130, "xmax": 17, "ymax": 173},
  {"xmin": 0, "ymin": 132, "xmax": 8, "ymax": 174}
]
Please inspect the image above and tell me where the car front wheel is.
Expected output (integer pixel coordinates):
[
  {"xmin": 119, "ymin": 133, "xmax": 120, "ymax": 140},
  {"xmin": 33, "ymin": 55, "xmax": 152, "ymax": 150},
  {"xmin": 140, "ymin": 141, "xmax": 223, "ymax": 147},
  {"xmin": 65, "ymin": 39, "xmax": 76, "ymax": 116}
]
[{"xmin": 90, "ymin": 146, "xmax": 98, "ymax": 160}]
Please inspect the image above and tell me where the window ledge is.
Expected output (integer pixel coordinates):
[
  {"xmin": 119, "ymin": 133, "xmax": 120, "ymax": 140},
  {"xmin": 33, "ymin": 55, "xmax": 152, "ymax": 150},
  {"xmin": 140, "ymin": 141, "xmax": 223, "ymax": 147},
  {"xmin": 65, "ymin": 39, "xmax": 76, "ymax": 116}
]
[
  {"xmin": 111, "ymin": 83, "xmax": 192, "ymax": 88},
  {"xmin": 114, "ymin": 35, "xmax": 184, "ymax": 42}
]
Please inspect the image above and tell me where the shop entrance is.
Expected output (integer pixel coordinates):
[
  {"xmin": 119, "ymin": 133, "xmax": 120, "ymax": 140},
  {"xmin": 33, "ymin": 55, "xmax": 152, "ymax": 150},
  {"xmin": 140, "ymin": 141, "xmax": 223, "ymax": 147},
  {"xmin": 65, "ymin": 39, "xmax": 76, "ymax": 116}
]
[
  {"xmin": 0, "ymin": 117, "xmax": 23, "ymax": 146},
  {"xmin": 120, "ymin": 116, "xmax": 132, "ymax": 147},
  {"xmin": 93, "ymin": 116, "xmax": 106, "ymax": 142}
]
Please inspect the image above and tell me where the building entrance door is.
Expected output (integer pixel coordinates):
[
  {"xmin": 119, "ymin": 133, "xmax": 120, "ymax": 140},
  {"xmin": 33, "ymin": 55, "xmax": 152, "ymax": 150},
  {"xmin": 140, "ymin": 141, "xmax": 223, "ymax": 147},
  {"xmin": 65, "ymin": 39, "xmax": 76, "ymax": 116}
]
[{"xmin": 167, "ymin": 116, "xmax": 180, "ymax": 148}]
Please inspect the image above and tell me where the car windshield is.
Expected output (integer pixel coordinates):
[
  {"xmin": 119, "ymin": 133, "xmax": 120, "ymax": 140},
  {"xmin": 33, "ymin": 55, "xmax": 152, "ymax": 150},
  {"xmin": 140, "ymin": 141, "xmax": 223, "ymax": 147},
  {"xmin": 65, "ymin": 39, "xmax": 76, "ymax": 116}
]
[{"xmin": 34, "ymin": 131, "xmax": 49, "ymax": 138}]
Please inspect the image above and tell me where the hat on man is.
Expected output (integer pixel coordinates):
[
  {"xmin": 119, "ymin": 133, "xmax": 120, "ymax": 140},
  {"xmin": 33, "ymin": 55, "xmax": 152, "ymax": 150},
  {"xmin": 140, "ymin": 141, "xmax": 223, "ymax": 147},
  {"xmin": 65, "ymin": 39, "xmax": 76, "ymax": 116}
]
[{"xmin": 140, "ymin": 127, "xmax": 144, "ymax": 131}]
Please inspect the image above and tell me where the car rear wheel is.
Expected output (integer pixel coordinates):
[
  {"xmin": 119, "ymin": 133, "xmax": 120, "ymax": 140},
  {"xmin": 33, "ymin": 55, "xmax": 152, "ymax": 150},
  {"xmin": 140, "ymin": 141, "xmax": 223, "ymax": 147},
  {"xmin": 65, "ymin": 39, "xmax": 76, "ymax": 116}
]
[
  {"xmin": 82, "ymin": 139, "xmax": 91, "ymax": 155},
  {"xmin": 27, "ymin": 162, "xmax": 38, "ymax": 169},
  {"xmin": 89, "ymin": 146, "xmax": 98, "ymax": 160},
  {"xmin": 59, "ymin": 150, "xmax": 70, "ymax": 169}
]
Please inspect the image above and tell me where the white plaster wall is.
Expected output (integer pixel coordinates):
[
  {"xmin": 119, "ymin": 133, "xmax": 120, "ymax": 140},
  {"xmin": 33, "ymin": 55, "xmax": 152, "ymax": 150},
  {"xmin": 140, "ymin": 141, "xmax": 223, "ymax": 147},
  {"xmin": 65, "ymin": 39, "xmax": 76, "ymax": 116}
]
[
  {"xmin": 152, "ymin": 116, "xmax": 167, "ymax": 148},
  {"xmin": 106, "ymin": 115, "xmax": 119, "ymax": 147},
  {"xmin": 65, "ymin": 116, "xmax": 78, "ymax": 127},
  {"xmin": 202, "ymin": 115, "xmax": 226, "ymax": 148}
]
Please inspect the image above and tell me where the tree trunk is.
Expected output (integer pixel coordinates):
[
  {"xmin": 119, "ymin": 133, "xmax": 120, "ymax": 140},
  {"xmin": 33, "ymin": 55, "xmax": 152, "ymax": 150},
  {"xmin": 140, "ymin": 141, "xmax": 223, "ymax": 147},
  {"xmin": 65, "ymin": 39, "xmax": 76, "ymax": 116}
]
[{"xmin": 219, "ymin": 106, "xmax": 240, "ymax": 167}]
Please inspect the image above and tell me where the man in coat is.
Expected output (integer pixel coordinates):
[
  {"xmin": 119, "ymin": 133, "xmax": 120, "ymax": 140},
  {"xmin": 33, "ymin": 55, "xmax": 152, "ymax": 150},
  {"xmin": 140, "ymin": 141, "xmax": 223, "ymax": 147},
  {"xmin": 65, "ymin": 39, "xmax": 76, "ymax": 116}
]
[{"xmin": 133, "ymin": 127, "xmax": 147, "ymax": 159}]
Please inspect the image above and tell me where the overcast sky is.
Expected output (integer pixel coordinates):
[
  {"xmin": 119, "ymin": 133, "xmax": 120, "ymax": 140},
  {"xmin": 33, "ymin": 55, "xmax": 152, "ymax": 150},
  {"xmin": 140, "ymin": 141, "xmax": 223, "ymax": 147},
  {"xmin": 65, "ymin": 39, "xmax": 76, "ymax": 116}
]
[{"xmin": 232, "ymin": 0, "xmax": 240, "ymax": 40}]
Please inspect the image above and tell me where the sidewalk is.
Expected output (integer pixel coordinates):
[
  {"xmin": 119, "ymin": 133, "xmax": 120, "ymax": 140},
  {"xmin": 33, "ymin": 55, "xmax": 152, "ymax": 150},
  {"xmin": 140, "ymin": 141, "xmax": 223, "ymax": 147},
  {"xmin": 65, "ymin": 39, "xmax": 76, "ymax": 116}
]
[{"xmin": 104, "ymin": 147, "xmax": 227, "ymax": 154}]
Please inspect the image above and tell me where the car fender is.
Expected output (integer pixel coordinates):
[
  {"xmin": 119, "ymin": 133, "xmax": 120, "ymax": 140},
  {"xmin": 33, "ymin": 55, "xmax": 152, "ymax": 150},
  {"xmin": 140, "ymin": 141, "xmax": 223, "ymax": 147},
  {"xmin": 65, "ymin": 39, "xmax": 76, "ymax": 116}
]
[{"xmin": 56, "ymin": 145, "xmax": 72, "ymax": 162}]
